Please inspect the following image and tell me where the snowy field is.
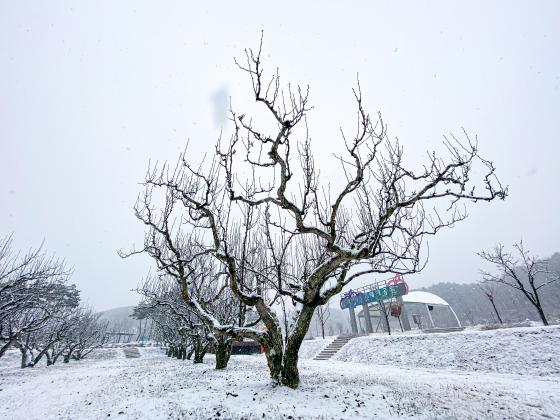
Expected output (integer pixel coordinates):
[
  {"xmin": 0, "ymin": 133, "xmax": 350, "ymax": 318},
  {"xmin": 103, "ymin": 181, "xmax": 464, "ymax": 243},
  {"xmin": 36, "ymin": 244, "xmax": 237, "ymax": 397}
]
[{"xmin": 1, "ymin": 326, "xmax": 559, "ymax": 419}]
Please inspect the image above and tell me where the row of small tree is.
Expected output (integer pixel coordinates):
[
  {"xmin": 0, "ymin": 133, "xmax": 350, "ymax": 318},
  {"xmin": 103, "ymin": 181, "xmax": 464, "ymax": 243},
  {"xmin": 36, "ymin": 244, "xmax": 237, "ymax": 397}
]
[
  {"xmin": 124, "ymin": 36, "xmax": 507, "ymax": 388},
  {"xmin": 134, "ymin": 278, "xmax": 212, "ymax": 364},
  {"xmin": 0, "ymin": 235, "xmax": 108, "ymax": 368},
  {"xmin": 133, "ymin": 260, "xmax": 259, "ymax": 369}
]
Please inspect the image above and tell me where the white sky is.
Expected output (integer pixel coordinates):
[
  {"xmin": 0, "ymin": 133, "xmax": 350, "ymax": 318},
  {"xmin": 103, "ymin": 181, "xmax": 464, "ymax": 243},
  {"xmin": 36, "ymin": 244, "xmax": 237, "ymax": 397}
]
[{"xmin": 1, "ymin": 1, "xmax": 559, "ymax": 310}]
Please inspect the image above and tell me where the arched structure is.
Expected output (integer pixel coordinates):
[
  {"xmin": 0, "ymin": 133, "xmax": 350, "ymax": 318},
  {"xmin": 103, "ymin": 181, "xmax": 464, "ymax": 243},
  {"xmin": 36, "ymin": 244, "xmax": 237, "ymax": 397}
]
[
  {"xmin": 402, "ymin": 291, "xmax": 462, "ymax": 330},
  {"xmin": 355, "ymin": 291, "xmax": 463, "ymax": 333}
]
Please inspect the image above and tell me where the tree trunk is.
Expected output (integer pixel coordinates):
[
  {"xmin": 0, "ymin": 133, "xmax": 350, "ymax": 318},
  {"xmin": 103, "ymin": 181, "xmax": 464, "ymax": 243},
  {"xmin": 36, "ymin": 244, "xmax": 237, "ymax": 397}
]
[
  {"xmin": 52, "ymin": 349, "xmax": 64, "ymax": 365},
  {"xmin": 192, "ymin": 338, "xmax": 207, "ymax": 364},
  {"xmin": 265, "ymin": 305, "xmax": 315, "ymax": 388},
  {"xmin": 526, "ymin": 287, "xmax": 550, "ymax": 326},
  {"xmin": 279, "ymin": 346, "xmax": 300, "ymax": 388},
  {"xmin": 263, "ymin": 347, "xmax": 282, "ymax": 382},
  {"xmin": 0, "ymin": 338, "xmax": 14, "ymax": 358},
  {"xmin": 10, "ymin": 340, "xmax": 32, "ymax": 368},
  {"xmin": 536, "ymin": 305, "xmax": 549, "ymax": 326},
  {"xmin": 31, "ymin": 348, "xmax": 49, "ymax": 367},
  {"xmin": 18, "ymin": 346, "xmax": 32, "ymax": 368},
  {"xmin": 378, "ymin": 299, "xmax": 391, "ymax": 335},
  {"xmin": 21, "ymin": 350, "xmax": 32, "ymax": 368},
  {"xmin": 214, "ymin": 340, "xmax": 232, "ymax": 370},
  {"xmin": 489, "ymin": 298, "xmax": 503, "ymax": 324},
  {"xmin": 73, "ymin": 349, "xmax": 82, "ymax": 361},
  {"xmin": 193, "ymin": 349, "xmax": 206, "ymax": 363}
]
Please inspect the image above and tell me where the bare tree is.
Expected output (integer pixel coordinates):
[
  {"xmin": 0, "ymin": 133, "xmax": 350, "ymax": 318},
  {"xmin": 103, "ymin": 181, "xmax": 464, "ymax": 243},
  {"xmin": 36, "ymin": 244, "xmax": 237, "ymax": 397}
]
[
  {"xmin": 478, "ymin": 280, "xmax": 503, "ymax": 324},
  {"xmin": 315, "ymin": 305, "xmax": 330, "ymax": 339},
  {"xmin": 63, "ymin": 308, "xmax": 109, "ymax": 362},
  {"xmin": 0, "ymin": 259, "xmax": 79, "ymax": 367},
  {"xmin": 378, "ymin": 296, "xmax": 392, "ymax": 335},
  {"xmin": 479, "ymin": 242, "xmax": 558, "ymax": 326},
  {"xmin": 135, "ymin": 302, "xmax": 194, "ymax": 360},
  {"xmin": 0, "ymin": 235, "xmax": 73, "ymax": 352},
  {"xmin": 0, "ymin": 235, "xmax": 109, "ymax": 368},
  {"xmin": 127, "ymin": 36, "xmax": 506, "ymax": 387},
  {"xmin": 122, "ymin": 187, "xmax": 263, "ymax": 370},
  {"xmin": 23, "ymin": 307, "xmax": 75, "ymax": 367}
]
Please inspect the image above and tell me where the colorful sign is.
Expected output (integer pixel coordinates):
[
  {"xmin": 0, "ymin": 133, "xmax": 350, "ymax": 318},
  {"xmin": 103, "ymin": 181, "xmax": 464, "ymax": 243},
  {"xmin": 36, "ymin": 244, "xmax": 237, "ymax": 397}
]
[{"xmin": 339, "ymin": 275, "xmax": 409, "ymax": 310}]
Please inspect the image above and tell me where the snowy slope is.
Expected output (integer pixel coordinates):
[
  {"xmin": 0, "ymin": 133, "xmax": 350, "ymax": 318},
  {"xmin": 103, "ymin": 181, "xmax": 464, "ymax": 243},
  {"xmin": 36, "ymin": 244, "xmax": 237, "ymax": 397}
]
[
  {"xmin": 333, "ymin": 325, "xmax": 560, "ymax": 376},
  {"xmin": 299, "ymin": 337, "xmax": 331, "ymax": 359}
]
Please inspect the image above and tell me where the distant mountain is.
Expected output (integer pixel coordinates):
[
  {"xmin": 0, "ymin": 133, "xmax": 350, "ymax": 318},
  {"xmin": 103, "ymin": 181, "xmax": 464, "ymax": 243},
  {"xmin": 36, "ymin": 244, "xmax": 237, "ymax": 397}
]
[{"xmin": 98, "ymin": 305, "xmax": 138, "ymax": 333}]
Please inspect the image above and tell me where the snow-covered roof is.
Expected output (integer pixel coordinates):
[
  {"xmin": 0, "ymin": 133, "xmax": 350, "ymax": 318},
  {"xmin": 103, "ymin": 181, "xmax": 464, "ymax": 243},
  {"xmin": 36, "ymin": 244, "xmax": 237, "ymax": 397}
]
[{"xmin": 403, "ymin": 291, "xmax": 450, "ymax": 306}]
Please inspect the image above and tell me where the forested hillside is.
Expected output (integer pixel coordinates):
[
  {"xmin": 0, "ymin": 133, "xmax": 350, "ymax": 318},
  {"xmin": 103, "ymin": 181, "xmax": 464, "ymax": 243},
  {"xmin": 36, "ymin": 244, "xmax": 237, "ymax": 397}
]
[{"xmin": 420, "ymin": 252, "xmax": 560, "ymax": 325}]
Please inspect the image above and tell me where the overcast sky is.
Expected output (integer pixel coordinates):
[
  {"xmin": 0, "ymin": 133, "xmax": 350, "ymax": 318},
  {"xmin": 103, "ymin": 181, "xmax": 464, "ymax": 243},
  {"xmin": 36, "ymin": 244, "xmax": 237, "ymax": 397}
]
[{"xmin": 1, "ymin": 1, "xmax": 559, "ymax": 311}]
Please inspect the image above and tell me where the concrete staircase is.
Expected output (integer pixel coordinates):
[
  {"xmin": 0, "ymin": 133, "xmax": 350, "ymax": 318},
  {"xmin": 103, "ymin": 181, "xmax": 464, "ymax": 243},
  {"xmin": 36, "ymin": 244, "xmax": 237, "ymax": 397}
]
[{"xmin": 313, "ymin": 335, "xmax": 356, "ymax": 361}]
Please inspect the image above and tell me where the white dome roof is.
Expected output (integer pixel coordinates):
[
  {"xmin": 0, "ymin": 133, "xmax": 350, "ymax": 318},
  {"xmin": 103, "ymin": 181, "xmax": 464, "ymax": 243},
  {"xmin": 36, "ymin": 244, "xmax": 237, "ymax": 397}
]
[{"xmin": 402, "ymin": 291, "xmax": 449, "ymax": 306}]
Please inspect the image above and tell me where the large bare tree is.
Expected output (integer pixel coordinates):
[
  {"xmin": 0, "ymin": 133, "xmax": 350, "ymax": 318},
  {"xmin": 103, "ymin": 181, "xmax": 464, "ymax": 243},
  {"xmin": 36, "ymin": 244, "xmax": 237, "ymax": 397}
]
[
  {"xmin": 128, "ymin": 37, "xmax": 506, "ymax": 388},
  {"xmin": 478, "ymin": 241, "xmax": 558, "ymax": 326}
]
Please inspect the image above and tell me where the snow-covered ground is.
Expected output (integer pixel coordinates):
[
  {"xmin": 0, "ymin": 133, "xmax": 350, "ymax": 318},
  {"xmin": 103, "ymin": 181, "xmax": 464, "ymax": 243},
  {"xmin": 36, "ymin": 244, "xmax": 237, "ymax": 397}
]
[
  {"xmin": 1, "ymin": 326, "xmax": 559, "ymax": 419},
  {"xmin": 299, "ymin": 336, "xmax": 336, "ymax": 360},
  {"xmin": 329, "ymin": 325, "xmax": 560, "ymax": 376}
]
